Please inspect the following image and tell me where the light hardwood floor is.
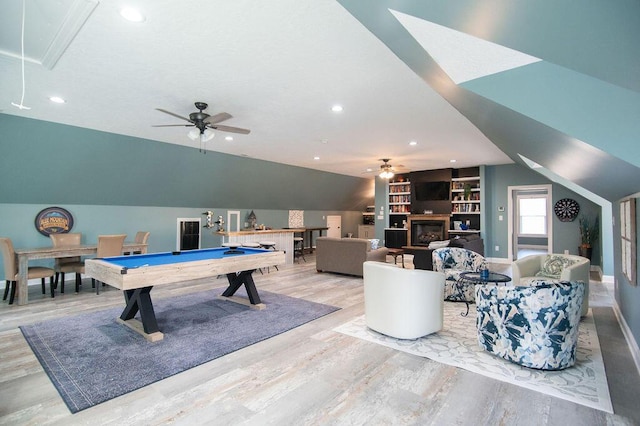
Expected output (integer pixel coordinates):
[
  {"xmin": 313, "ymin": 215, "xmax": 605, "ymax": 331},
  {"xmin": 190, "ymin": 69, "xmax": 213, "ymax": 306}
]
[{"xmin": 0, "ymin": 254, "xmax": 638, "ymax": 425}]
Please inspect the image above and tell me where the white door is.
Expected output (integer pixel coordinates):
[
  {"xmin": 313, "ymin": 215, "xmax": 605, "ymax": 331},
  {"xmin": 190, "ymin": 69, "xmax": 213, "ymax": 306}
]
[{"xmin": 326, "ymin": 215, "xmax": 342, "ymax": 238}]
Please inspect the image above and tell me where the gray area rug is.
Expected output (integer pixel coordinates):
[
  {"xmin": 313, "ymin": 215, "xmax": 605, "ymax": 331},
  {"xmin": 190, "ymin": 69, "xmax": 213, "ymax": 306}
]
[{"xmin": 20, "ymin": 288, "xmax": 339, "ymax": 413}]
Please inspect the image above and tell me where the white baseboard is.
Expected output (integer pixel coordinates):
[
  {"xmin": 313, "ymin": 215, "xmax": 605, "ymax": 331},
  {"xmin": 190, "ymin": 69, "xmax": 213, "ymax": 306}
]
[
  {"xmin": 486, "ymin": 257, "xmax": 511, "ymax": 264},
  {"xmin": 612, "ymin": 300, "xmax": 640, "ymax": 377},
  {"xmin": 601, "ymin": 275, "xmax": 614, "ymax": 283},
  {"xmin": 517, "ymin": 244, "xmax": 547, "ymax": 250}
]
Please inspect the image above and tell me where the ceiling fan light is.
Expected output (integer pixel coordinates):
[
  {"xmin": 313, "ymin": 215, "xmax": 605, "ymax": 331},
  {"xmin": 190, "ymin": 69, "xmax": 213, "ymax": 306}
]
[
  {"xmin": 187, "ymin": 128, "xmax": 200, "ymax": 141},
  {"xmin": 201, "ymin": 129, "xmax": 215, "ymax": 142},
  {"xmin": 379, "ymin": 170, "xmax": 394, "ymax": 179},
  {"xmin": 120, "ymin": 7, "xmax": 145, "ymax": 22}
]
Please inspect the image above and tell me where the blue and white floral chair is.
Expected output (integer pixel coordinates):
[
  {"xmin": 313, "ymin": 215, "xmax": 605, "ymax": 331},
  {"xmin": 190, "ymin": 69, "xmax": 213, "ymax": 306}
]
[
  {"xmin": 432, "ymin": 247, "xmax": 487, "ymax": 302},
  {"xmin": 475, "ymin": 280, "xmax": 584, "ymax": 370}
]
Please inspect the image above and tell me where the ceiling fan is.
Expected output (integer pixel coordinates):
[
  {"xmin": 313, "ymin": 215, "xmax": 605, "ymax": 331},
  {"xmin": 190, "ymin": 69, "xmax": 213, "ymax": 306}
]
[
  {"xmin": 153, "ymin": 102, "xmax": 250, "ymax": 152},
  {"xmin": 367, "ymin": 159, "xmax": 406, "ymax": 179}
]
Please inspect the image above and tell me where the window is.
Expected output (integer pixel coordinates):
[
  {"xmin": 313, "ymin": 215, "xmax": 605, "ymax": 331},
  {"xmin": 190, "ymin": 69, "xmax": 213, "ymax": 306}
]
[
  {"xmin": 620, "ymin": 198, "xmax": 636, "ymax": 285},
  {"xmin": 518, "ymin": 196, "xmax": 547, "ymax": 236}
]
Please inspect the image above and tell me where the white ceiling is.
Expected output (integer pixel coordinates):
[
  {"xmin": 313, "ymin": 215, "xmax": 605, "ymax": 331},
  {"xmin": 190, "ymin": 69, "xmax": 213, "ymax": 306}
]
[{"xmin": 0, "ymin": 0, "xmax": 512, "ymax": 177}]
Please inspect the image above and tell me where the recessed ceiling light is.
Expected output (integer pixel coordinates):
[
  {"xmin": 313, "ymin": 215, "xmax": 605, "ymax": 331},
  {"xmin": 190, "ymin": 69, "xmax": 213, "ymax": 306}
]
[
  {"xmin": 366, "ymin": 168, "xmax": 373, "ymax": 172},
  {"xmin": 225, "ymin": 136, "xmax": 233, "ymax": 141},
  {"xmin": 313, "ymin": 156, "xmax": 320, "ymax": 160},
  {"xmin": 331, "ymin": 105, "xmax": 343, "ymax": 113},
  {"xmin": 49, "ymin": 96, "xmax": 65, "ymax": 104},
  {"xmin": 409, "ymin": 141, "xmax": 417, "ymax": 146},
  {"xmin": 450, "ymin": 159, "xmax": 457, "ymax": 163},
  {"xmin": 120, "ymin": 7, "xmax": 145, "ymax": 22}
]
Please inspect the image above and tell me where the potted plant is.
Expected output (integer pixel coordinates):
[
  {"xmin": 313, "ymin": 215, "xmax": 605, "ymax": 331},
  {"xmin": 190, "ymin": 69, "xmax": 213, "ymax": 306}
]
[
  {"xmin": 463, "ymin": 184, "xmax": 472, "ymax": 201},
  {"xmin": 578, "ymin": 214, "xmax": 599, "ymax": 260}
]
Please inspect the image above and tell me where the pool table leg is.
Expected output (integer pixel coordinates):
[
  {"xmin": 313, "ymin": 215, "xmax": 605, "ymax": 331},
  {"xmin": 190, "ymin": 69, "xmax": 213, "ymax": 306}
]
[
  {"xmin": 222, "ymin": 270, "xmax": 261, "ymax": 305},
  {"xmin": 120, "ymin": 287, "xmax": 160, "ymax": 335}
]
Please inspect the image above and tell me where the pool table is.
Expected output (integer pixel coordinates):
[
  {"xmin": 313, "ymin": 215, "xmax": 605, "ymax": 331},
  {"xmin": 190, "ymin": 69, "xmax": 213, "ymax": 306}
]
[{"xmin": 85, "ymin": 247, "xmax": 285, "ymax": 341}]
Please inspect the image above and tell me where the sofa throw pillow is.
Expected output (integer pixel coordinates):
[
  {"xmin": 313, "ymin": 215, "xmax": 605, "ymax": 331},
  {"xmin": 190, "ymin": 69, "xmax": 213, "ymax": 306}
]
[
  {"xmin": 428, "ymin": 240, "xmax": 450, "ymax": 249},
  {"xmin": 535, "ymin": 255, "xmax": 576, "ymax": 279},
  {"xmin": 369, "ymin": 239, "xmax": 380, "ymax": 250}
]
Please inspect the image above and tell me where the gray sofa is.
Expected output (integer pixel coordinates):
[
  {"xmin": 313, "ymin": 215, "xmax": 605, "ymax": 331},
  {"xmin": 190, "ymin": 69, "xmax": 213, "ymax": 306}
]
[{"xmin": 316, "ymin": 237, "xmax": 389, "ymax": 276}]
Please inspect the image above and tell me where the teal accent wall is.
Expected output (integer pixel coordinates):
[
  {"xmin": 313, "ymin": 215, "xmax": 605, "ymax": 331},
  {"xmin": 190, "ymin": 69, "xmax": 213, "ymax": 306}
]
[
  {"xmin": 374, "ymin": 176, "xmax": 387, "ymax": 241},
  {"xmin": 484, "ymin": 164, "xmax": 601, "ymax": 264},
  {"xmin": 0, "ymin": 114, "xmax": 374, "ymax": 277},
  {"xmin": 614, "ymin": 196, "xmax": 640, "ymax": 349},
  {"xmin": 0, "ymin": 204, "xmax": 364, "ymax": 266},
  {"xmin": 0, "ymin": 114, "xmax": 372, "ymax": 211}
]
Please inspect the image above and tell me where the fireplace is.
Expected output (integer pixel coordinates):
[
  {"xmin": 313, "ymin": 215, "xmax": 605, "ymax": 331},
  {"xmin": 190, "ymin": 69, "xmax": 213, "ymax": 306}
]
[
  {"xmin": 412, "ymin": 221, "xmax": 445, "ymax": 246},
  {"xmin": 406, "ymin": 215, "xmax": 450, "ymax": 248}
]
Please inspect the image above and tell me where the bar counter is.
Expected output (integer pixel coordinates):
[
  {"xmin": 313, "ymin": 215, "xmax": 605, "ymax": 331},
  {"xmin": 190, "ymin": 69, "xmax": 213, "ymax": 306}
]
[
  {"xmin": 219, "ymin": 228, "xmax": 305, "ymax": 236},
  {"xmin": 217, "ymin": 227, "xmax": 328, "ymax": 264},
  {"xmin": 216, "ymin": 228, "xmax": 304, "ymax": 264}
]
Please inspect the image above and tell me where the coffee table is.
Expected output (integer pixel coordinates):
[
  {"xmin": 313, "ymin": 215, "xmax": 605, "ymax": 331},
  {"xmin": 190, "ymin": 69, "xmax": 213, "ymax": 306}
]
[
  {"xmin": 386, "ymin": 248, "xmax": 405, "ymax": 268},
  {"xmin": 456, "ymin": 271, "xmax": 511, "ymax": 316}
]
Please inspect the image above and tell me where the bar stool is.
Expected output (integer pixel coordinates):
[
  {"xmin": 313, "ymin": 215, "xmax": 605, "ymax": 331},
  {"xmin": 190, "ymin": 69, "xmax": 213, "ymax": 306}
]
[
  {"xmin": 218, "ymin": 242, "xmax": 241, "ymax": 278},
  {"xmin": 293, "ymin": 237, "xmax": 306, "ymax": 263},
  {"xmin": 242, "ymin": 242, "xmax": 263, "ymax": 273},
  {"xmin": 259, "ymin": 241, "xmax": 278, "ymax": 272},
  {"xmin": 241, "ymin": 242, "xmax": 261, "ymax": 248}
]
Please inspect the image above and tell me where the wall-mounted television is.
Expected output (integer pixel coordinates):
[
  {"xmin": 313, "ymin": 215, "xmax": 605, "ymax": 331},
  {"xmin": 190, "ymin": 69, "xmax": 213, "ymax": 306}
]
[{"xmin": 414, "ymin": 181, "xmax": 450, "ymax": 201}]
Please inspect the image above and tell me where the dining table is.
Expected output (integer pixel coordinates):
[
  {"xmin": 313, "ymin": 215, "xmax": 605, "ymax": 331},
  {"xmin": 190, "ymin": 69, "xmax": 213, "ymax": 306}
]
[{"xmin": 14, "ymin": 242, "xmax": 148, "ymax": 305}]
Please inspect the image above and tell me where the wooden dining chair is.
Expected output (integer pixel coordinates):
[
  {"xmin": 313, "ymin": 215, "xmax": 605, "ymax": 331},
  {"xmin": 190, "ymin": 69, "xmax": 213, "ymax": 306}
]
[
  {"xmin": 0, "ymin": 237, "xmax": 56, "ymax": 304},
  {"xmin": 74, "ymin": 234, "xmax": 127, "ymax": 295},
  {"xmin": 124, "ymin": 231, "xmax": 149, "ymax": 255},
  {"xmin": 50, "ymin": 233, "xmax": 84, "ymax": 294}
]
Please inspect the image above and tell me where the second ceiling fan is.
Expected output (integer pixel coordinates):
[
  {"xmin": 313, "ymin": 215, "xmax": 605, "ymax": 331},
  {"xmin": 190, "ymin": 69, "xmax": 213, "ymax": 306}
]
[{"xmin": 378, "ymin": 159, "xmax": 406, "ymax": 179}]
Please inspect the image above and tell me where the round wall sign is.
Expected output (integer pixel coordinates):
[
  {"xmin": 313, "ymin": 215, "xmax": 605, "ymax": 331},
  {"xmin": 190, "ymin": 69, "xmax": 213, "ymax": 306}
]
[
  {"xmin": 554, "ymin": 198, "xmax": 580, "ymax": 222},
  {"xmin": 34, "ymin": 207, "xmax": 74, "ymax": 236}
]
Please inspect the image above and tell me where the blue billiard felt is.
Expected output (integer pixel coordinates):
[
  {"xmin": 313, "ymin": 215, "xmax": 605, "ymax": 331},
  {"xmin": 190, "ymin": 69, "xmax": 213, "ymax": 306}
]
[{"xmin": 104, "ymin": 247, "xmax": 269, "ymax": 268}]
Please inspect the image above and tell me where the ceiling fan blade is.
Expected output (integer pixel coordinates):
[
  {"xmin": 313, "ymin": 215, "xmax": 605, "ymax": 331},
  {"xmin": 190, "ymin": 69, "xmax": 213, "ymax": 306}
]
[
  {"xmin": 204, "ymin": 112, "xmax": 232, "ymax": 124},
  {"xmin": 156, "ymin": 108, "xmax": 191, "ymax": 122},
  {"xmin": 209, "ymin": 124, "xmax": 251, "ymax": 135},
  {"xmin": 152, "ymin": 124, "xmax": 194, "ymax": 127}
]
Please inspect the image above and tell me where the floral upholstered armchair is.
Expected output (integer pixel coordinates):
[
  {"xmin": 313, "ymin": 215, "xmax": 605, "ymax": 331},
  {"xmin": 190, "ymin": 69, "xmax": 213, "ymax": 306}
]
[
  {"xmin": 432, "ymin": 247, "xmax": 487, "ymax": 302},
  {"xmin": 475, "ymin": 280, "xmax": 584, "ymax": 370}
]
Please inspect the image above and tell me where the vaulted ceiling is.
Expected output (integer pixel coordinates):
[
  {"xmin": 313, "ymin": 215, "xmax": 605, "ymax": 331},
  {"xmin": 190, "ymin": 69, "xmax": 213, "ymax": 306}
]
[
  {"xmin": 1, "ymin": 0, "xmax": 638, "ymax": 201},
  {"xmin": 338, "ymin": 1, "xmax": 640, "ymax": 201}
]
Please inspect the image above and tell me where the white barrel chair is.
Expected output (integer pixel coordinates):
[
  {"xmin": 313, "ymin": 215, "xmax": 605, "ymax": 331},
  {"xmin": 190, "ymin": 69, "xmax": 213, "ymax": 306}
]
[{"xmin": 363, "ymin": 261, "xmax": 445, "ymax": 339}]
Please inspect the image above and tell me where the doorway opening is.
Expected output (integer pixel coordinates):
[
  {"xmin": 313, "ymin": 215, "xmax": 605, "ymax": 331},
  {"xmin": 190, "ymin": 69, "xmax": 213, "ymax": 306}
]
[
  {"xmin": 508, "ymin": 185, "xmax": 552, "ymax": 260},
  {"xmin": 177, "ymin": 218, "xmax": 201, "ymax": 251}
]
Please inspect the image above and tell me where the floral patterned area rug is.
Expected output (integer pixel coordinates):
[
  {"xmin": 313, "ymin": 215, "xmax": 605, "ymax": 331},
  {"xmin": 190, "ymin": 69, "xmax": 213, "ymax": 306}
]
[{"xmin": 334, "ymin": 302, "xmax": 612, "ymax": 413}]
